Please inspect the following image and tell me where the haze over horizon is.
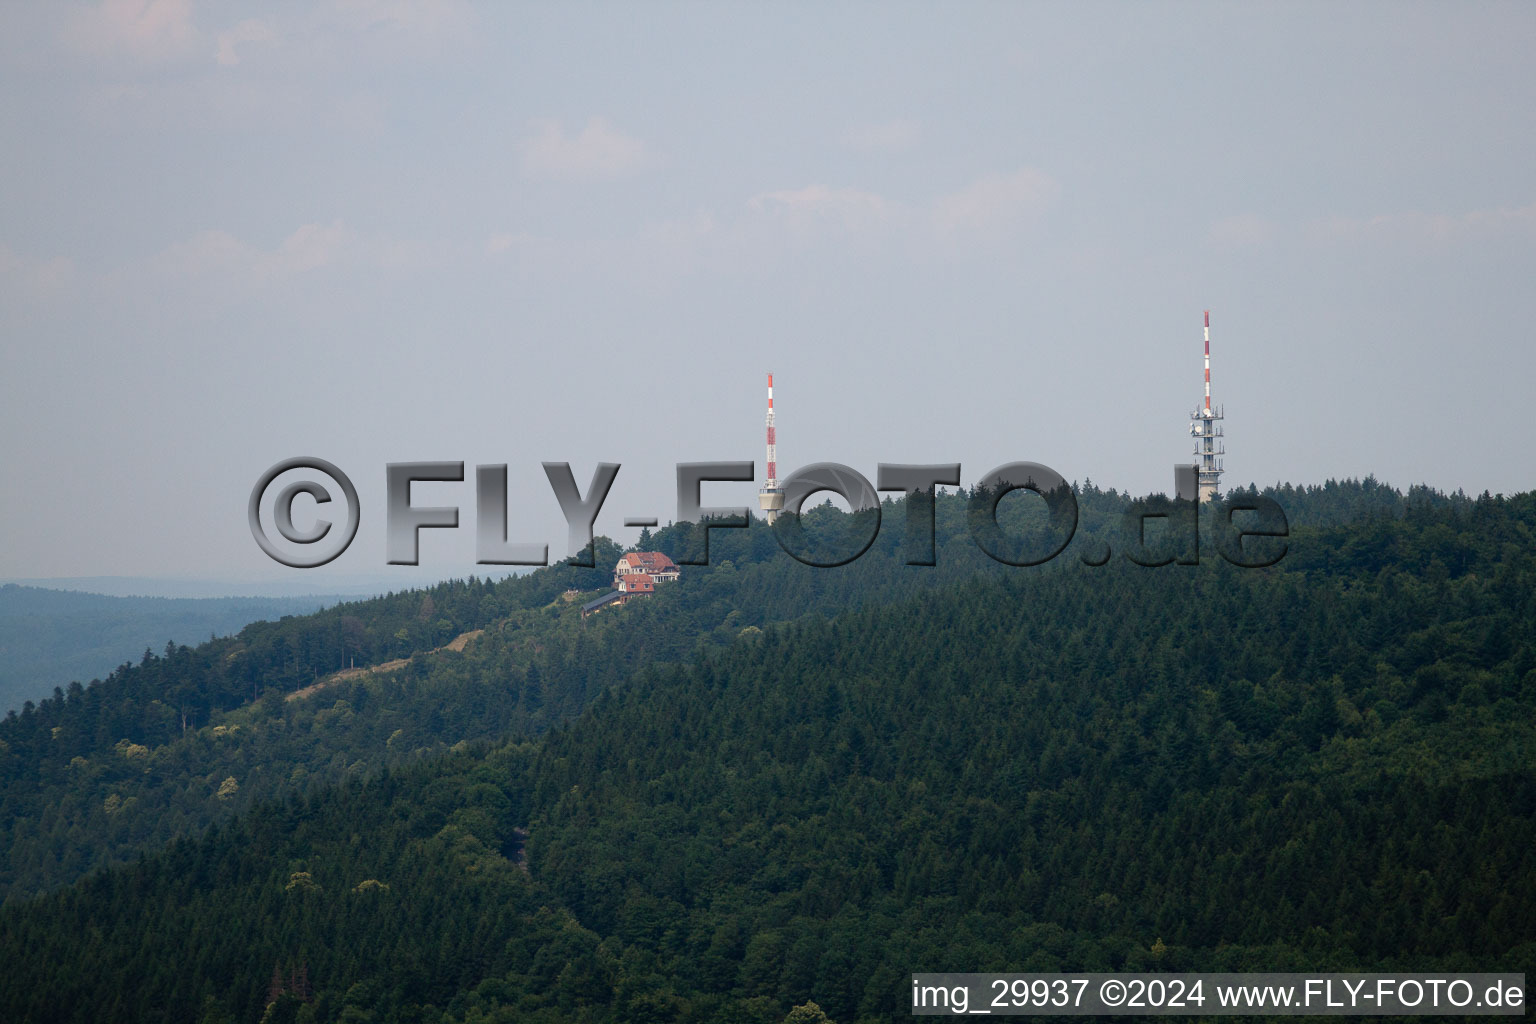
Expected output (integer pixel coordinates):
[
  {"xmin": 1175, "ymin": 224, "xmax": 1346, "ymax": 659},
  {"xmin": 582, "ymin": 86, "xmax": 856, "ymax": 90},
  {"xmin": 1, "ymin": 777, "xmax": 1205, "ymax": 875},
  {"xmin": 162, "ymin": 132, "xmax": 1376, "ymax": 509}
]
[{"xmin": 3, "ymin": 2, "xmax": 1533, "ymax": 584}]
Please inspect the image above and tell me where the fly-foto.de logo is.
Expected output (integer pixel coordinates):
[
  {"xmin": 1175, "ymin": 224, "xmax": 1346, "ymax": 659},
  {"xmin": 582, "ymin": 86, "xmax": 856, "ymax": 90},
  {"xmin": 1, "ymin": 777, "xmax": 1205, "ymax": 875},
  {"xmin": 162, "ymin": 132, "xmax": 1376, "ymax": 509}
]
[{"xmin": 248, "ymin": 459, "xmax": 1287, "ymax": 570}]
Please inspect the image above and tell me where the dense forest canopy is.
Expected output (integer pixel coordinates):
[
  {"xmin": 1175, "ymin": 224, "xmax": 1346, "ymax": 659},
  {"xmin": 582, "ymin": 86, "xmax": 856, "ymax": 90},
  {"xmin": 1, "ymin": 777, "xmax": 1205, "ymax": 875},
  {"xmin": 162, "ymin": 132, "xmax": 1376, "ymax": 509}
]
[{"xmin": 0, "ymin": 478, "xmax": 1531, "ymax": 1023}]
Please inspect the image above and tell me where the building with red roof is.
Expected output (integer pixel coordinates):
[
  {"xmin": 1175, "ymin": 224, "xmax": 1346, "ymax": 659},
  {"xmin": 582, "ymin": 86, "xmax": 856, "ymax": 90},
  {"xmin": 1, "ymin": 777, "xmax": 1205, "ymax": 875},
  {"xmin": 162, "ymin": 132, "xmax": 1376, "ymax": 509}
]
[{"xmin": 613, "ymin": 552, "xmax": 680, "ymax": 588}]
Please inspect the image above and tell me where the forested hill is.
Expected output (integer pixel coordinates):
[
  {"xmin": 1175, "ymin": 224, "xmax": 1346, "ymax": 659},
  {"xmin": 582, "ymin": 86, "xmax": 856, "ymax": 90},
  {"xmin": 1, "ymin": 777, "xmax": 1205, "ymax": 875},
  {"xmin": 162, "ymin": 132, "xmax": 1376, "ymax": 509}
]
[
  {"xmin": 0, "ymin": 480, "xmax": 1517, "ymax": 904},
  {"xmin": 0, "ymin": 586, "xmax": 339, "ymax": 716},
  {"xmin": 0, "ymin": 481, "xmax": 1532, "ymax": 1023},
  {"xmin": 2, "ymin": 478, "xmax": 1171, "ymax": 901}
]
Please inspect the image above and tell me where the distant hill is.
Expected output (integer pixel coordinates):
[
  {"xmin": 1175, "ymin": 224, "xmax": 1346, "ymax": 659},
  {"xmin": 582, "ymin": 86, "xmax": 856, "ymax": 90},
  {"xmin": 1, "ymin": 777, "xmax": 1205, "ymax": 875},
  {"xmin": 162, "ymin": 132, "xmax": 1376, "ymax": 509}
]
[
  {"xmin": 0, "ymin": 586, "xmax": 339, "ymax": 714},
  {"xmin": 0, "ymin": 573, "xmax": 466, "ymax": 599}
]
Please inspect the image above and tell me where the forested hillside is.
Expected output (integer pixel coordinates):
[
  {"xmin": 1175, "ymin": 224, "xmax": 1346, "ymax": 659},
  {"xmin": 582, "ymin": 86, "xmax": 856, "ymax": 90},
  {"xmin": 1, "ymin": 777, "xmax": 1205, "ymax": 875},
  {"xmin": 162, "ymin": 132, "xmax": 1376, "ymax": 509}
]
[
  {"xmin": 0, "ymin": 586, "xmax": 338, "ymax": 715},
  {"xmin": 0, "ymin": 483, "xmax": 1144, "ymax": 901},
  {"xmin": 0, "ymin": 481, "xmax": 1531, "ymax": 1024}
]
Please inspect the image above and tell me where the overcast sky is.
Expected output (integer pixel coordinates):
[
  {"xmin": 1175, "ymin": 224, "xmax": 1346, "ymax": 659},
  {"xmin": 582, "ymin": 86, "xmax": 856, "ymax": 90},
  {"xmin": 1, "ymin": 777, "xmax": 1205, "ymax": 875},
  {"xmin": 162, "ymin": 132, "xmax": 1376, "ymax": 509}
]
[{"xmin": 2, "ymin": 1, "xmax": 1533, "ymax": 585}]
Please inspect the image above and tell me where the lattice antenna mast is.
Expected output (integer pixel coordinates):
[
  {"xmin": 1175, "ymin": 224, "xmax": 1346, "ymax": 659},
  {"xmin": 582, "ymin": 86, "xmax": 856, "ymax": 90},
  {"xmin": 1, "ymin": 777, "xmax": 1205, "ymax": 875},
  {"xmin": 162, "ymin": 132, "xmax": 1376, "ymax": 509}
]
[
  {"xmin": 758, "ymin": 374, "xmax": 785, "ymax": 523},
  {"xmin": 1190, "ymin": 311, "xmax": 1225, "ymax": 502}
]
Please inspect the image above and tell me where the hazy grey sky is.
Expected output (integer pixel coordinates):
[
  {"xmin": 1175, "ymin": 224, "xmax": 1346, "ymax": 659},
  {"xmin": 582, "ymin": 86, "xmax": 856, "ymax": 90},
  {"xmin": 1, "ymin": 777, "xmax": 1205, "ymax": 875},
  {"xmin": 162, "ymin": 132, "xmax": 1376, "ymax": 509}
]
[{"xmin": 2, "ymin": 1, "xmax": 1533, "ymax": 584}]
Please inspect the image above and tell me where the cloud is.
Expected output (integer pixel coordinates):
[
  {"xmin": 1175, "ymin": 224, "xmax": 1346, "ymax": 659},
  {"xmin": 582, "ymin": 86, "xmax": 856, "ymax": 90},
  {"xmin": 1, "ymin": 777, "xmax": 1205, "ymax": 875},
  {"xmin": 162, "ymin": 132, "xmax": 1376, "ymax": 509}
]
[
  {"xmin": 274, "ymin": 221, "xmax": 349, "ymax": 273},
  {"xmin": 730, "ymin": 169, "xmax": 1060, "ymax": 260},
  {"xmin": 482, "ymin": 168, "xmax": 1062, "ymax": 284},
  {"xmin": 1307, "ymin": 202, "xmax": 1536, "ymax": 245},
  {"xmin": 145, "ymin": 220, "xmax": 434, "ymax": 287},
  {"xmin": 747, "ymin": 170, "xmax": 1056, "ymax": 241},
  {"xmin": 324, "ymin": 0, "xmax": 471, "ymax": 37},
  {"xmin": 520, "ymin": 117, "xmax": 656, "ymax": 181},
  {"xmin": 931, "ymin": 168, "xmax": 1057, "ymax": 236},
  {"xmin": 844, "ymin": 119, "xmax": 921, "ymax": 154},
  {"xmin": 303, "ymin": 0, "xmax": 473, "ymax": 61},
  {"xmin": 1200, "ymin": 202, "xmax": 1536, "ymax": 253},
  {"xmin": 68, "ymin": 221, "xmax": 449, "ymax": 322},
  {"xmin": 215, "ymin": 19, "xmax": 275, "ymax": 66},
  {"xmin": 68, "ymin": 1, "xmax": 469, "ymax": 68},
  {"xmin": 481, "ymin": 212, "xmax": 722, "ymax": 285},
  {"xmin": 747, "ymin": 184, "xmax": 894, "ymax": 232},
  {"xmin": 65, "ymin": 0, "xmax": 198, "ymax": 61},
  {"xmin": 152, "ymin": 229, "xmax": 257, "ymax": 277}
]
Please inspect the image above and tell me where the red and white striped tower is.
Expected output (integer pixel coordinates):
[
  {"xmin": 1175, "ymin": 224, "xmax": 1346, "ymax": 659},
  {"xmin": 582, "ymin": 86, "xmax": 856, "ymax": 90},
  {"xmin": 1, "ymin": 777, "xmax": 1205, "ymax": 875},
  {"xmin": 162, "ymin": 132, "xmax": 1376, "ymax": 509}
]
[
  {"xmin": 1189, "ymin": 310, "xmax": 1225, "ymax": 502},
  {"xmin": 758, "ymin": 373, "xmax": 785, "ymax": 523},
  {"xmin": 1204, "ymin": 310, "xmax": 1212, "ymax": 413}
]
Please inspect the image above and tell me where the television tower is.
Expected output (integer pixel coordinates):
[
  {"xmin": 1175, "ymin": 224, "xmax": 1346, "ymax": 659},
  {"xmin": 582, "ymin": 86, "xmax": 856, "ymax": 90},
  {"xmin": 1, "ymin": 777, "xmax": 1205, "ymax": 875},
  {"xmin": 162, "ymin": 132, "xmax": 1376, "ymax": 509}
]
[
  {"xmin": 758, "ymin": 374, "xmax": 784, "ymax": 523},
  {"xmin": 1189, "ymin": 310, "xmax": 1225, "ymax": 502}
]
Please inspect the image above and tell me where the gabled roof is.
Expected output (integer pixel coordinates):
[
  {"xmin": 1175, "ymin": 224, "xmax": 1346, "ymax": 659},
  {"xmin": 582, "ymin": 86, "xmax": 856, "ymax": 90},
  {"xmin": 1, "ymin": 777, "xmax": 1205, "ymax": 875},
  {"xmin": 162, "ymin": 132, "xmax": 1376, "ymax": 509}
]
[
  {"xmin": 617, "ymin": 551, "xmax": 678, "ymax": 573},
  {"xmin": 581, "ymin": 590, "xmax": 623, "ymax": 613}
]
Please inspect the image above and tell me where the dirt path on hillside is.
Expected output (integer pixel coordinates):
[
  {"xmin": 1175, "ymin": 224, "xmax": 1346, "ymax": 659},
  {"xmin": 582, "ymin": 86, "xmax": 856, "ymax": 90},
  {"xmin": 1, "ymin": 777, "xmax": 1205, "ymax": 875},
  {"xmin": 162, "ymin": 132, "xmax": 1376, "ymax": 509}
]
[{"xmin": 286, "ymin": 629, "xmax": 484, "ymax": 702}]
